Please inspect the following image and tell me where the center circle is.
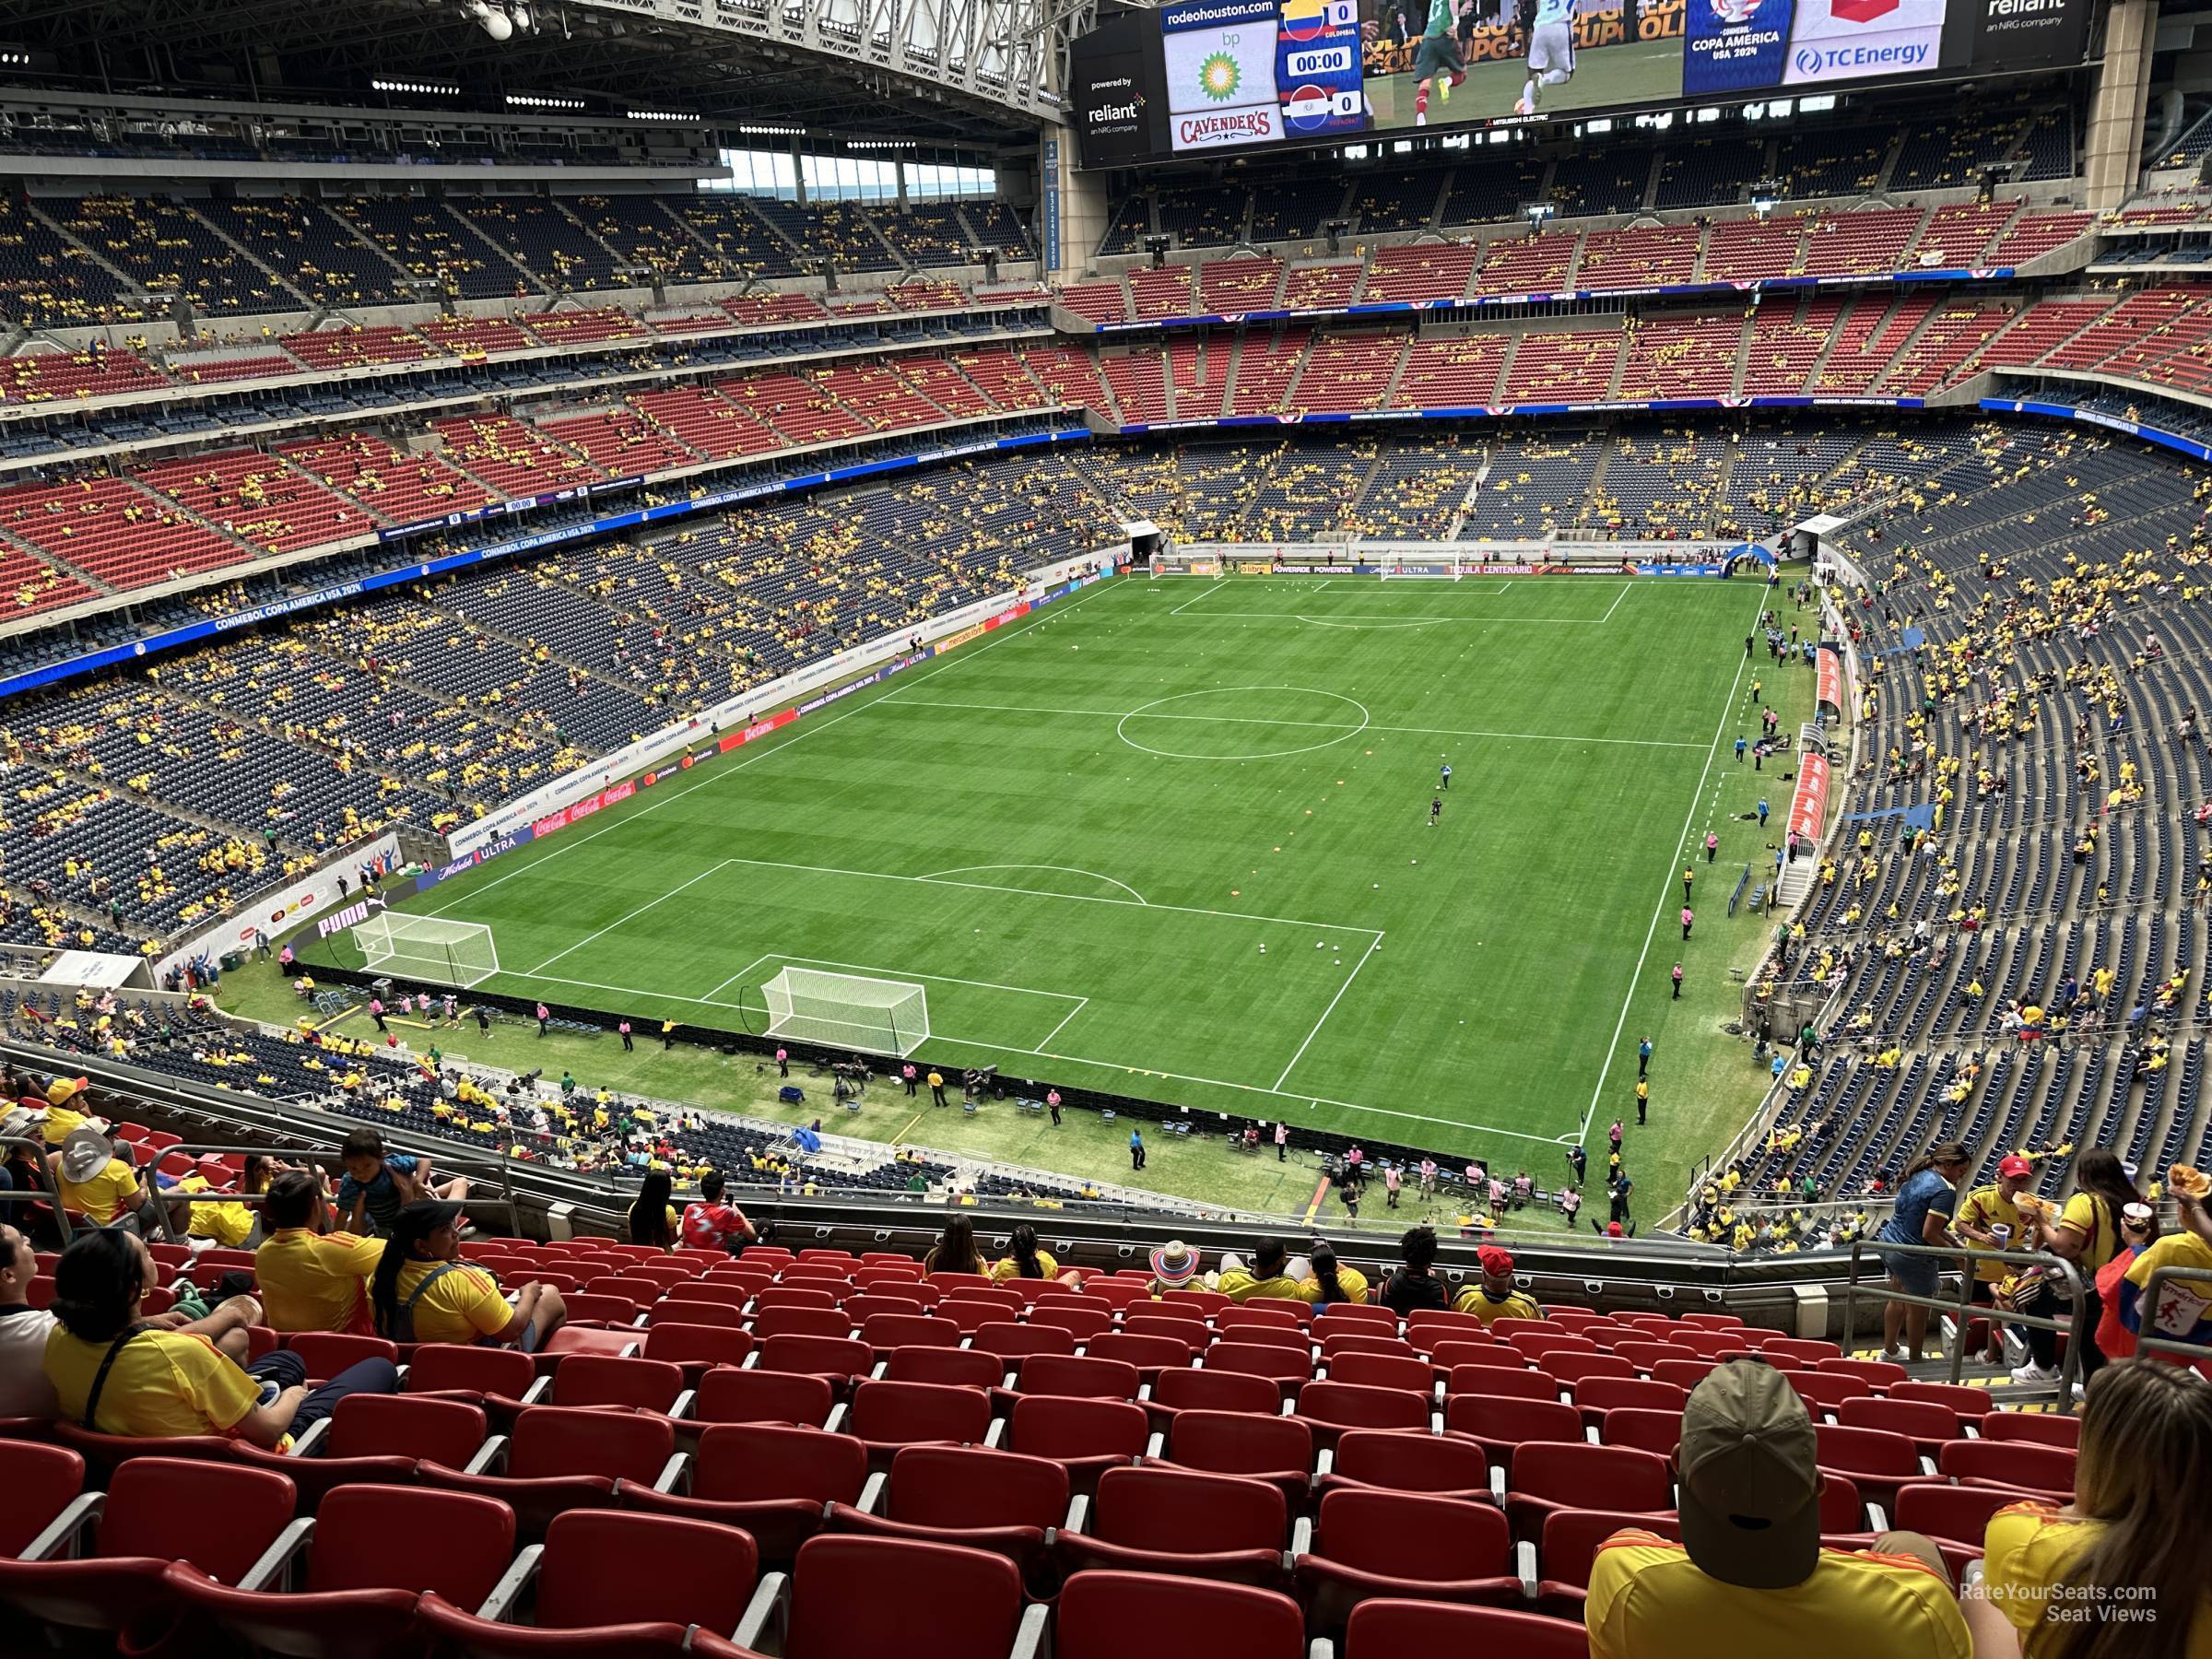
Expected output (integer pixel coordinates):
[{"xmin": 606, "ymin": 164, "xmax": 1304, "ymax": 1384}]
[{"xmin": 1115, "ymin": 685, "xmax": 1371, "ymax": 760}]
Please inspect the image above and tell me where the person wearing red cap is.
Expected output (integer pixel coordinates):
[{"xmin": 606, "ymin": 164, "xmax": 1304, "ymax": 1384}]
[
  {"xmin": 1452, "ymin": 1245, "xmax": 1541, "ymax": 1324},
  {"xmin": 1954, "ymin": 1153, "xmax": 2036, "ymax": 1367}
]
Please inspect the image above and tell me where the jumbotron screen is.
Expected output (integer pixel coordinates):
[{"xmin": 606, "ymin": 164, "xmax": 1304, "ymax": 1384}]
[{"xmin": 1071, "ymin": 0, "xmax": 2085, "ymax": 163}]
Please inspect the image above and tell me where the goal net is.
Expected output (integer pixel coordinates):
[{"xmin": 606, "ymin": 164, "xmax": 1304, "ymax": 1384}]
[
  {"xmin": 354, "ymin": 913, "xmax": 501, "ymax": 989},
  {"xmin": 762, "ymin": 967, "xmax": 929, "ymax": 1057},
  {"xmin": 1378, "ymin": 560, "xmax": 1465, "ymax": 580}
]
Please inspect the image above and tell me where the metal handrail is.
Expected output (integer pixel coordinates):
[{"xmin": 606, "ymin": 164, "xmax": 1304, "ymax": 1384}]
[
  {"xmin": 1844, "ymin": 1237, "xmax": 2086, "ymax": 1406},
  {"xmin": 2131, "ymin": 1261, "xmax": 2212, "ymax": 1370},
  {"xmin": 0, "ymin": 1135, "xmax": 70, "ymax": 1244}
]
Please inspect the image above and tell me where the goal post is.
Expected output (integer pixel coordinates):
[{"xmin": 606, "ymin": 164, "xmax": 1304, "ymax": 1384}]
[
  {"xmin": 762, "ymin": 967, "xmax": 930, "ymax": 1057},
  {"xmin": 353, "ymin": 913, "xmax": 501, "ymax": 989}
]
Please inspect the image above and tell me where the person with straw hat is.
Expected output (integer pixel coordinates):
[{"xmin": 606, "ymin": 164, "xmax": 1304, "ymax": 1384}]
[
  {"xmin": 54, "ymin": 1129, "xmax": 159, "ymax": 1234},
  {"xmin": 1147, "ymin": 1239, "xmax": 1202, "ymax": 1297}
]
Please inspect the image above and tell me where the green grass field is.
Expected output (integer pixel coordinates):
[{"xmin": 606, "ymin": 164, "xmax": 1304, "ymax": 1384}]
[
  {"xmin": 1365, "ymin": 35, "xmax": 1680, "ymax": 127},
  {"xmin": 303, "ymin": 571, "xmax": 1811, "ymax": 1194}
]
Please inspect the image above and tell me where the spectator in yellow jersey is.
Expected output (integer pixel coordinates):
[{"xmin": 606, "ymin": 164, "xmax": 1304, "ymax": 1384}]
[
  {"xmin": 1452, "ymin": 1245, "xmax": 1542, "ymax": 1323},
  {"xmin": 43, "ymin": 1230, "xmax": 397, "ymax": 1449},
  {"xmin": 1296, "ymin": 1241, "xmax": 1369, "ymax": 1305},
  {"xmin": 1588, "ymin": 1359, "xmax": 1969, "ymax": 1659},
  {"xmin": 36, "ymin": 1075, "xmax": 103, "ymax": 1144},
  {"xmin": 1215, "ymin": 1238, "xmax": 1301, "ymax": 1301},
  {"xmin": 1964, "ymin": 1359, "xmax": 2212, "ymax": 1659},
  {"xmin": 53, "ymin": 1130, "xmax": 159, "ymax": 1234},
  {"xmin": 1952, "ymin": 1153, "xmax": 2034, "ymax": 1365},
  {"xmin": 990, "ymin": 1222, "xmax": 1065, "ymax": 1283},
  {"xmin": 371, "ymin": 1199, "xmax": 565, "ymax": 1349},
  {"xmin": 255, "ymin": 1171, "xmax": 383, "ymax": 1335}
]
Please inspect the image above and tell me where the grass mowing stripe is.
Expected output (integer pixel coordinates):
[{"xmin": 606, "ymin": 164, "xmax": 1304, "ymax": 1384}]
[
  {"xmin": 422, "ymin": 573, "xmax": 1128, "ymax": 919},
  {"xmin": 1576, "ymin": 579, "xmax": 1774, "ymax": 1145}
]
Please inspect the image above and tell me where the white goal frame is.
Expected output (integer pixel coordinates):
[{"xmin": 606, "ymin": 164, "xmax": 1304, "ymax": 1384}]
[
  {"xmin": 354, "ymin": 913, "xmax": 501, "ymax": 989},
  {"xmin": 762, "ymin": 966, "xmax": 930, "ymax": 1057}
]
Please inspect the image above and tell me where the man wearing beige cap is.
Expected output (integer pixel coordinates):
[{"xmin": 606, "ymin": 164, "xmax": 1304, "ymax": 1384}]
[{"xmin": 1587, "ymin": 1358, "xmax": 1969, "ymax": 1656}]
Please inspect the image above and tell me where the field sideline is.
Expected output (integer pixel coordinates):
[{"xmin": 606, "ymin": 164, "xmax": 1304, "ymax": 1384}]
[{"xmin": 311, "ymin": 570, "xmax": 1803, "ymax": 1170}]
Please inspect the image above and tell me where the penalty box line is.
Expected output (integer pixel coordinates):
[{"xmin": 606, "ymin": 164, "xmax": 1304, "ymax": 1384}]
[{"xmin": 499, "ymin": 952, "xmax": 1568, "ymax": 1142}]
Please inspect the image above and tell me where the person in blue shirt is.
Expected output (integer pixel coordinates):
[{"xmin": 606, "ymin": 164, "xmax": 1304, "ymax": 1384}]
[
  {"xmin": 1637, "ymin": 1038, "xmax": 1653, "ymax": 1078},
  {"xmin": 1872, "ymin": 1140, "xmax": 1970, "ymax": 1362},
  {"xmin": 1129, "ymin": 1128, "xmax": 1146, "ymax": 1171},
  {"xmin": 337, "ymin": 1127, "xmax": 468, "ymax": 1237}
]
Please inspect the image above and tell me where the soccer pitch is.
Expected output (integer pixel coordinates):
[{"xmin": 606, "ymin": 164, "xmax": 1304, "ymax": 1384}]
[{"xmin": 321, "ymin": 571, "xmax": 1777, "ymax": 1160}]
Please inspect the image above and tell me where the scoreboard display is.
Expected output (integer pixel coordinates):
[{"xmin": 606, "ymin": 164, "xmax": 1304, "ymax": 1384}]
[
  {"xmin": 1071, "ymin": 0, "xmax": 2087, "ymax": 165},
  {"xmin": 1158, "ymin": 0, "xmax": 1367, "ymax": 151}
]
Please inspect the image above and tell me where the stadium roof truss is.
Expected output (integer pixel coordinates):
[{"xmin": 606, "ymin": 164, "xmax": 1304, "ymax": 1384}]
[
  {"xmin": 563, "ymin": 0, "xmax": 1086, "ymax": 125},
  {"xmin": 0, "ymin": 0, "xmax": 1086, "ymax": 141}
]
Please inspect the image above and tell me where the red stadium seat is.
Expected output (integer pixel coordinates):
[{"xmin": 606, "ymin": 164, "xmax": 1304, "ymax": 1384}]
[
  {"xmin": 828, "ymin": 1443, "xmax": 1069, "ymax": 1580},
  {"xmin": 756, "ymin": 1334, "xmax": 872, "ymax": 1395},
  {"xmin": 1836, "ymin": 1395, "xmax": 1969, "ymax": 1458},
  {"xmin": 1502, "ymin": 1440, "xmax": 1674, "ymax": 1545},
  {"xmin": 1154, "ymin": 1409, "xmax": 1313, "ymax": 1505},
  {"xmin": 1147, "ymin": 1366, "xmax": 1281, "ymax": 1423},
  {"xmin": 1888, "ymin": 1381, "xmax": 1994, "ymax": 1425},
  {"xmin": 752, "ymin": 1306, "xmax": 853, "ymax": 1342},
  {"xmin": 1297, "ymin": 1488, "xmax": 1524, "ymax": 1635},
  {"xmin": 618, "ymin": 1420, "xmax": 863, "ymax": 1562},
  {"xmin": 1318, "ymin": 1427, "xmax": 1492, "ymax": 1504},
  {"xmin": 1447, "ymin": 1365, "xmax": 1562, "ymax": 1404},
  {"xmin": 1534, "ymin": 1508, "xmax": 1683, "ymax": 1615},
  {"xmin": 1054, "ymin": 1571, "xmax": 1306, "ymax": 1659},
  {"xmin": 1014, "ymin": 1353, "xmax": 1141, "ymax": 1400},
  {"xmin": 419, "ymin": 1405, "xmax": 677, "ymax": 1539},
  {"xmin": 773, "ymin": 1535, "xmax": 1038, "ymax": 1659},
  {"xmin": 1056, "ymin": 1464, "xmax": 1290, "ymax": 1588},
  {"xmin": 1293, "ymin": 1380, "xmax": 1430, "ymax": 1450},
  {"xmin": 640, "ymin": 1321, "xmax": 756, "ymax": 1380},
  {"xmin": 283, "ymin": 1332, "xmax": 399, "ymax": 1385},
  {"xmin": 1204, "ymin": 1341, "xmax": 1312, "ymax": 1400},
  {"xmin": 0, "ymin": 1457, "xmax": 299, "ymax": 1643},
  {"xmin": 1980, "ymin": 1411, "xmax": 2080, "ymax": 1449},
  {"xmin": 1937, "ymin": 1437, "xmax": 2077, "ymax": 1495},
  {"xmin": 1004, "ymin": 1394, "xmax": 1148, "ymax": 1494},
  {"xmin": 547, "ymin": 1353, "xmax": 688, "ymax": 1416},
  {"xmin": 1442, "ymin": 1394, "xmax": 1583, "ymax": 1482},
  {"xmin": 844, "ymin": 1378, "xmax": 994, "ymax": 1465},
  {"xmin": 1787, "ymin": 1371, "xmax": 1876, "ymax": 1413},
  {"xmin": 1027, "ymin": 1300, "xmax": 1116, "ymax": 1342},
  {"xmin": 164, "ymin": 1485, "xmax": 518, "ymax": 1659},
  {"xmin": 972, "ymin": 1321, "xmax": 1077, "ymax": 1361},
  {"xmin": 1598, "ymin": 1406, "xmax": 1683, "ymax": 1458},
  {"xmin": 0, "ymin": 1441, "xmax": 84, "ymax": 1559},
  {"xmin": 693, "ymin": 1364, "xmax": 837, "ymax": 1428},
  {"xmin": 426, "ymin": 1505, "xmax": 761, "ymax": 1658},
  {"xmin": 1892, "ymin": 1480, "xmax": 2036, "ymax": 1550},
  {"xmin": 1406, "ymin": 1312, "xmax": 1493, "ymax": 1347},
  {"xmin": 1815, "ymin": 1422, "xmax": 1929, "ymax": 1507},
  {"xmin": 1343, "ymin": 1596, "xmax": 1591, "ymax": 1658},
  {"xmin": 1087, "ymin": 1331, "xmax": 1199, "ymax": 1383},
  {"xmin": 880, "ymin": 1347, "xmax": 1006, "ymax": 1389},
  {"xmin": 235, "ymin": 1393, "xmax": 488, "ymax": 1510},
  {"xmin": 1327, "ymin": 1352, "xmax": 1436, "ymax": 1394}
]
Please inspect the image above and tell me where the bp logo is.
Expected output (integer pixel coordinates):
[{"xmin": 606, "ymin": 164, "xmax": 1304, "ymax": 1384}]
[{"xmin": 1199, "ymin": 48, "xmax": 1242, "ymax": 100}]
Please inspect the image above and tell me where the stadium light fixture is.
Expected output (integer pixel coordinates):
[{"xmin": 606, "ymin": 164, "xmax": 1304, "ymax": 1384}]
[
  {"xmin": 506, "ymin": 92, "xmax": 584, "ymax": 110},
  {"xmin": 373, "ymin": 77, "xmax": 462, "ymax": 96},
  {"xmin": 629, "ymin": 108, "xmax": 700, "ymax": 122}
]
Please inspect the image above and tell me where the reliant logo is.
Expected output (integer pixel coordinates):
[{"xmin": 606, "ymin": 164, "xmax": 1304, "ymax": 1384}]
[
  {"xmin": 1089, "ymin": 99, "xmax": 1143, "ymax": 123},
  {"xmin": 1988, "ymin": 0, "xmax": 2059, "ymax": 12}
]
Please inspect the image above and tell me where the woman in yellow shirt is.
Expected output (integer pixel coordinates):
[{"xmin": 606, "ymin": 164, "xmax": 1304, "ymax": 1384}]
[
  {"xmin": 990, "ymin": 1223, "xmax": 1068, "ymax": 1284},
  {"xmin": 1295, "ymin": 1242, "xmax": 1369, "ymax": 1305},
  {"xmin": 2011, "ymin": 1148, "xmax": 2147, "ymax": 1384},
  {"xmin": 1966, "ymin": 1359, "xmax": 2212, "ymax": 1659},
  {"xmin": 42, "ymin": 1229, "xmax": 397, "ymax": 1449},
  {"xmin": 371, "ymin": 1198, "xmax": 566, "ymax": 1350}
]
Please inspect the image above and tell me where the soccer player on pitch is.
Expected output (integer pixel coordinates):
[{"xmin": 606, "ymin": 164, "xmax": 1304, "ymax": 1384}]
[
  {"xmin": 1513, "ymin": 0, "xmax": 1574, "ymax": 115},
  {"xmin": 1412, "ymin": 0, "xmax": 1470, "ymax": 126}
]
